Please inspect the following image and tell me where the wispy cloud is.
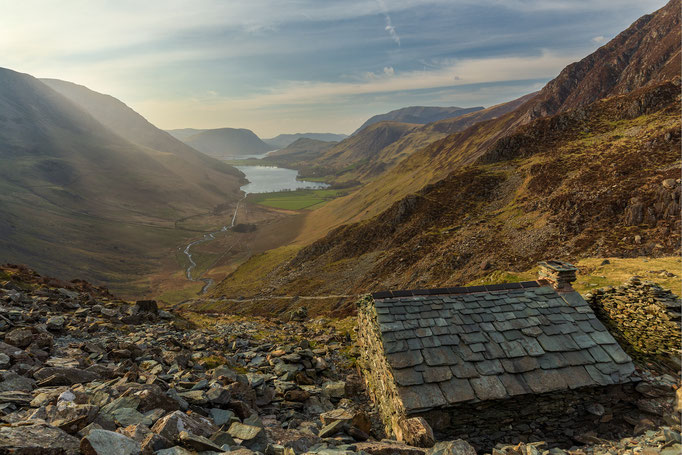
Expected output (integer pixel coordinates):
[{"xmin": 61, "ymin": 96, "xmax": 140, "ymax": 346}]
[
  {"xmin": 139, "ymin": 50, "xmax": 576, "ymax": 115},
  {"xmin": 377, "ymin": 0, "xmax": 401, "ymax": 46}
]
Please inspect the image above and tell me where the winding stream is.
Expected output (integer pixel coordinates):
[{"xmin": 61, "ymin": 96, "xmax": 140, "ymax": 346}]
[
  {"xmin": 183, "ymin": 195, "xmax": 245, "ymax": 292},
  {"xmin": 181, "ymin": 164, "xmax": 328, "ymax": 293}
]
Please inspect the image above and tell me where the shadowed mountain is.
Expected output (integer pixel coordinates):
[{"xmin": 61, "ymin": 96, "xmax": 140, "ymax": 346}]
[
  {"xmin": 353, "ymin": 105, "xmax": 483, "ymax": 135},
  {"xmin": 180, "ymin": 128, "xmax": 275, "ymax": 158},
  {"xmin": 41, "ymin": 79, "xmax": 242, "ymax": 178},
  {"xmin": 166, "ymin": 128, "xmax": 206, "ymax": 141},
  {"xmin": 264, "ymin": 133, "xmax": 347, "ymax": 149},
  {"xmin": 208, "ymin": 0, "xmax": 681, "ymax": 307},
  {"xmin": 0, "ymin": 68, "xmax": 244, "ymax": 290}
]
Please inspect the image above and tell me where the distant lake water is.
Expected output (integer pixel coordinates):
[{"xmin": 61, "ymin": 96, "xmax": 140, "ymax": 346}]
[{"xmin": 236, "ymin": 165, "xmax": 329, "ymax": 194}]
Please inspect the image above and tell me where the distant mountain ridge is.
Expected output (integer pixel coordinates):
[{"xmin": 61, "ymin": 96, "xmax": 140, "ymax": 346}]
[
  {"xmin": 264, "ymin": 133, "xmax": 347, "ymax": 149},
  {"xmin": 267, "ymin": 138, "xmax": 337, "ymax": 166},
  {"xmin": 353, "ymin": 105, "xmax": 484, "ymax": 134},
  {"xmin": 166, "ymin": 128, "xmax": 206, "ymax": 141},
  {"xmin": 178, "ymin": 128, "xmax": 275, "ymax": 158}
]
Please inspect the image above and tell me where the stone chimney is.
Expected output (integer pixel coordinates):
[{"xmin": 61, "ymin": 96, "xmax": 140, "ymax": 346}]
[{"xmin": 537, "ymin": 260, "xmax": 577, "ymax": 291}]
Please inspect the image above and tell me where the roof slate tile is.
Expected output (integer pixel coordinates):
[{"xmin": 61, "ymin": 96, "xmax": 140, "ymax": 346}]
[
  {"xmin": 423, "ymin": 347, "xmax": 459, "ymax": 366},
  {"xmin": 398, "ymin": 384, "xmax": 446, "ymax": 411},
  {"xmin": 537, "ymin": 334, "xmax": 580, "ymax": 352},
  {"xmin": 423, "ymin": 366, "xmax": 454, "ymax": 383},
  {"xmin": 537, "ymin": 352, "xmax": 569, "ymax": 369},
  {"xmin": 439, "ymin": 378, "xmax": 476, "ymax": 404},
  {"xmin": 475, "ymin": 359, "xmax": 505, "ymax": 375},
  {"xmin": 470, "ymin": 375, "xmax": 508, "ymax": 400},
  {"xmin": 602, "ymin": 343, "xmax": 632, "ymax": 364},
  {"xmin": 499, "ymin": 373, "xmax": 534, "ymax": 396},
  {"xmin": 394, "ymin": 368, "xmax": 424, "ymax": 386},
  {"xmin": 560, "ymin": 366, "xmax": 596, "ymax": 389},
  {"xmin": 523, "ymin": 368, "xmax": 568, "ymax": 393},
  {"xmin": 451, "ymin": 362, "xmax": 479, "ymax": 379},
  {"xmin": 501, "ymin": 356, "xmax": 539, "ymax": 374},
  {"xmin": 387, "ymin": 350, "xmax": 423, "ymax": 369}
]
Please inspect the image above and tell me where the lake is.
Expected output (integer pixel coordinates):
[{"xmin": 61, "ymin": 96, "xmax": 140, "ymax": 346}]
[{"xmin": 236, "ymin": 165, "xmax": 329, "ymax": 194}]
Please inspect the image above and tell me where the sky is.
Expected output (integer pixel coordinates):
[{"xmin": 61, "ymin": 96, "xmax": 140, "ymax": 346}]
[{"xmin": 0, "ymin": 0, "xmax": 668, "ymax": 137}]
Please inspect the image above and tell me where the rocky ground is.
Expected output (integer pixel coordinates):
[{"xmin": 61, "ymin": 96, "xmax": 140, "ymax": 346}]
[{"xmin": 0, "ymin": 264, "xmax": 679, "ymax": 455}]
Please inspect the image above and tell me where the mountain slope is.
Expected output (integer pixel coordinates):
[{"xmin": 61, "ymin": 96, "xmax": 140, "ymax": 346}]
[
  {"xmin": 300, "ymin": 121, "xmax": 420, "ymax": 180},
  {"xmin": 0, "ymin": 68, "xmax": 244, "ymax": 290},
  {"xmin": 351, "ymin": 93, "xmax": 537, "ymax": 181},
  {"xmin": 166, "ymin": 128, "xmax": 206, "ymax": 141},
  {"xmin": 41, "ymin": 79, "xmax": 243, "ymax": 178},
  {"xmin": 183, "ymin": 128, "xmax": 275, "ymax": 158},
  {"xmin": 266, "ymin": 138, "xmax": 338, "ymax": 166},
  {"xmin": 264, "ymin": 133, "xmax": 347, "ymax": 149},
  {"xmin": 354, "ymin": 105, "xmax": 483, "ymax": 134},
  {"xmin": 522, "ymin": 0, "xmax": 680, "ymax": 123},
  {"xmin": 211, "ymin": 80, "xmax": 681, "ymax": 301}
]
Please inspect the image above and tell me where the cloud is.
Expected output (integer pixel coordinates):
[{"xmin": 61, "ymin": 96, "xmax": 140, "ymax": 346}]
[
  {"xmin": 376, "ymin": 0, "xmax": 401, "ymax": 46},
  {"xmin": 138, "ymin": 50, "xmax": 576, "ymax": 115},
  {"xmin": 591, "ymin": 35, "xmax": 606, "ymax": 43}
]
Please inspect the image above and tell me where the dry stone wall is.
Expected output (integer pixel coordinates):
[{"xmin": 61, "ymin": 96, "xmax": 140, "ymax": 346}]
[
  {"xmin": 357, "ymin": 296, "xmax": 408, "ymax": 441},
  {"xmin": 585, "ymin": 278, "xmax": 681, "ymax": 361}
]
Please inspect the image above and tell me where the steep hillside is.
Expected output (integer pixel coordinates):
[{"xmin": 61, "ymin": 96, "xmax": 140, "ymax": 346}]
[
  {"xmin": 354, "ymin": 105, "xmax": 483, "ymax": 134},
  {"xmin": 521, "ymin": 0, "xmax": 680, "ymax": 122},
  {"xmin": 264, "ymin": 132, "xmax": 347, "ymax": 149},
  {"xmin": 0, "ymin": 68, "xmax": 244, "ymax": 291},
  {"xmin": 352, "ymin": 93, "xmax": 537, "ymax": 181},
  {"xmin": 41, "ymin": 79, "xmax": 243, "ymax": 178},
  {"xmin": 266, "ymin": 138, "xmax": 338, "ymax": 166},
  {"xmin": 183, "ymin": 128, "xmax": 275, "ymax": 157},
  {"xmin": 211, "ymin": 80, "xmax": 681, "ymax": 301},
  {"xmin": 301, "ymin": 121, "xmax": 419, "ymax": 179}
]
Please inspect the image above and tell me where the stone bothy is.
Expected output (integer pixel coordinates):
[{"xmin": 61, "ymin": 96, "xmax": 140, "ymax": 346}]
[{"xmin": 357, "ymin": 261, "xmax": 637, "ymax": 449}]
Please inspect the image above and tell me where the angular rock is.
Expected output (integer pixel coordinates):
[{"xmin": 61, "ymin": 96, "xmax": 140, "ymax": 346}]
[
  {"xmin": 228, "ymin": 422, "xmax": 269, "ymax": 452},
  {"xmin": 428, "ymin": 440, "xmax": 477, "ymax": 455},
  {"xmin": 80, "ymin": 429, "xmax": 141, "ymax": 455},
  {"xmin": 151, "ymin": 410, "xmax": 217, "ymax": 441},
  {"xmin": 0, "ymin": 423, "xmax": 80, "ymax": 455}
]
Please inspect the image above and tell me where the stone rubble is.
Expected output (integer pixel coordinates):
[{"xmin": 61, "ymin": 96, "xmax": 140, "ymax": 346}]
[{"xmin": 0, "ymin": 264, "xmax": 679, "ymax": 455}]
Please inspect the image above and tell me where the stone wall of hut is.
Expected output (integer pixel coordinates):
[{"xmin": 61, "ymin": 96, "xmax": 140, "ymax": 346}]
[
  {"xmin": 415, "ymin": 384, "xmax": 639, "ymax": 453},
  {"xmin": 356, "ymin": 296, "xmax": 408, "ymax": 440},
  {"xmin": 585, "ymin": 278, "xmax": 681, "ymax": 361}
]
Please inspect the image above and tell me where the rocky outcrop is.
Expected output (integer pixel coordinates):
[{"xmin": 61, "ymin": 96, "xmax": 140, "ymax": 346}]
[{"xmin": 520, "ymin": 0, "xmax": 680, "ymax": 122}]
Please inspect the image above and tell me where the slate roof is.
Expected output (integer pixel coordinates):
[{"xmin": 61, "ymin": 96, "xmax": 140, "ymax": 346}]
[{"xmin": 371, "ymin": 282, "xmax": 636, "ymax": 413}]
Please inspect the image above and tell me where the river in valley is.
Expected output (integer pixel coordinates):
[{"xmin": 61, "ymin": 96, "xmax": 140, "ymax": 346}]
[{"xmin": 182, "ymin": 162, "xmax": 329, "ymax": 292}]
